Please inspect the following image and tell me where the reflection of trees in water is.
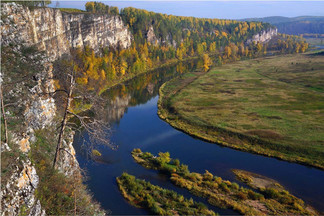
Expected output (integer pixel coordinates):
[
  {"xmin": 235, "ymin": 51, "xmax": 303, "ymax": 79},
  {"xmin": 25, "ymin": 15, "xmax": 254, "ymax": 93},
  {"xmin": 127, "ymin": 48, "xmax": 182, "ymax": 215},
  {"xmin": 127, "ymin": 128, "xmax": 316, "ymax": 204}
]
[
  {"xmin": 92, "ymin": 59, "xmax": 199, "ymax": 124},
  {"xmin": 75, "ymin": 59, "xmax": 200, "ymax": 156}
]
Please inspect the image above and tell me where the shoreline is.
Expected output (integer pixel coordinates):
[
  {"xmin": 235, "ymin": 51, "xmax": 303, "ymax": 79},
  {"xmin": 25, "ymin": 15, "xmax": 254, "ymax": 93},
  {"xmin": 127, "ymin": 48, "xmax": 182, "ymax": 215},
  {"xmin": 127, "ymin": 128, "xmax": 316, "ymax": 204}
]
[{"xmin": 157, "ymin": 56, "xmax": 324, "ymax": 171}]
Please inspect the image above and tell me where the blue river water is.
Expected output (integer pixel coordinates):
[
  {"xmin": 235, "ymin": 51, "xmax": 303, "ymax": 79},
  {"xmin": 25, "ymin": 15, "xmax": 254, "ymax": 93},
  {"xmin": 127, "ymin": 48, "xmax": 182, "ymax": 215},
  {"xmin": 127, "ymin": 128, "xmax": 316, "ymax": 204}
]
[{"xmin": 73, "ymin": 61, "xmax": 324, "ymax": 215}]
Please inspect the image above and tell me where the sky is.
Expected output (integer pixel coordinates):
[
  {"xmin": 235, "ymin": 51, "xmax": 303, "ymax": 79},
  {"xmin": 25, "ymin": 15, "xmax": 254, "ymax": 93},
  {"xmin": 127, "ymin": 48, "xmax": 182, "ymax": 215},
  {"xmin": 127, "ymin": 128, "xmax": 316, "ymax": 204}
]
[{"xmin": 49, "ymin": 1, "xmax": 324, "ymax": 19}]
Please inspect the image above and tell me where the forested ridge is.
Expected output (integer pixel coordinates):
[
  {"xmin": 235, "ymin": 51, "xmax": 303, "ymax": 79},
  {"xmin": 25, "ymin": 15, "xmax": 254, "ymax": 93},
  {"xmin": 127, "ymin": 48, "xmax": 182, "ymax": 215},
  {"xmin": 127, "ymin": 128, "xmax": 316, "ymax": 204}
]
[
  {"xmin": 55, "ymin": 2, "xmax": 307, "ymax": 98},
  {"xmin": 242, "ymin": 16, "xmax": 324, "ymax": 35}
]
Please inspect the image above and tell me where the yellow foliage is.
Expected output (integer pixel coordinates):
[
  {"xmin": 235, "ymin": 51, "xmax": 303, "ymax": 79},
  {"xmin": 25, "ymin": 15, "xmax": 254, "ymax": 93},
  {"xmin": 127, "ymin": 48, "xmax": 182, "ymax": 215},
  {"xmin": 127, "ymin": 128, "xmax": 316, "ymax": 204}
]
[
  {"xmin": 203, "ymin": 54, "xmax": 212, "ymax": 72},
  {"xmin": 221, "ymin": 31, "xmax": 228, "ymax": 38},
  {"xmin": 53, "ymin": 79, "xmax": 61, "ymax": 89},
  {"xmin": 92, "ymin": 149, "xmax": 102, "ymax": 157},
  {"xmin": 100, "ymin": 69, "xmax": 106, "ymax": 80},
  {"xmin": 76, "ymin": 76, "xmax": 88, "ymax": 85}
]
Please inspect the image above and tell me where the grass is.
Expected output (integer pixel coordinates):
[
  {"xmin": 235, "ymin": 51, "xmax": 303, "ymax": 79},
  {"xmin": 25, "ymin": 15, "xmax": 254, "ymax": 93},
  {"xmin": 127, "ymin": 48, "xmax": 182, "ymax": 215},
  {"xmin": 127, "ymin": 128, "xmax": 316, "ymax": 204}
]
[
  {"xmin": 305, "ymin": 37, "xmax": 324, "ymax": 46},
  {"xmin": 131, "ymin": 149, "xmax": 318, "ymax": 215},
  {"xmin": 158, "ymin": 52, "xmax": 324, "ymax": 169},
  {"xmin": 117, "ymin": 172, "xmax": 217, "ymax": 216}
]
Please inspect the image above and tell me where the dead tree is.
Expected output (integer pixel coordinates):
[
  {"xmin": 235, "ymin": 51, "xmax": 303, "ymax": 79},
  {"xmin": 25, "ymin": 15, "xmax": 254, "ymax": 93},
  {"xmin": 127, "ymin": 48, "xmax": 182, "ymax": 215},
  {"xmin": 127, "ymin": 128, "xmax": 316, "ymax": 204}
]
[
  {"xmin": 52, "ymin": 55, "xmax": 114, "ymax": 168},
  {"xmin": 53, "ymin": 72, "xmax": 75, "ymax": 168}
]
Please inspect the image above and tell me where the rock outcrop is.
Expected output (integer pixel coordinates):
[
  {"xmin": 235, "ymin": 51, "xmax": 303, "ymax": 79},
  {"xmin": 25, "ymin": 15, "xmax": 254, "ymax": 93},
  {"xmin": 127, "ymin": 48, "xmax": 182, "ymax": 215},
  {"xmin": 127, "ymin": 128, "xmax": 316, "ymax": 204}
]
[
  {"xmin": 247, "ymin": 28, "xmax": 278, "ymax": 44},
  {"xmin": 1, "ymin": 3, "xmax": 132, "ymax": 61},
  {"xmin": 146, "ymin": 25, "xmax": 159, "ymax": 45},
  {"xmin": 0, "ymin": 48, "xmax": 56, "ymax": 216},
  {"xmin": 1, "ymin": 159, "xmax": 45, "ymax": 216}
]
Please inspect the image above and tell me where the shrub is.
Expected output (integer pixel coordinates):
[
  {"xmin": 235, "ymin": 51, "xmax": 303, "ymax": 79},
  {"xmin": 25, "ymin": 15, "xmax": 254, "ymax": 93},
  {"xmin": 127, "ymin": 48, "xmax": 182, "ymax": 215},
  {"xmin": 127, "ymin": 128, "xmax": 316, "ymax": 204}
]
[
  {"xmin": 158, "ymin": 152, "xmax": 171, "ymax": 164},
  {"xmin": 203, "ymin": 170, "xmax": 213, "ymax": 181},
  {"xmin": 172, "ymin": 159, "xmax": 180, "ymax": 166},
  {"xmin": 263, "ymin": 188, "xmax": 280, "ymax": 199},
  {"xmin": 237, "ymin": 192, "xmax": 248, "ymax": 200},
  {"xmin": 214, "ymin": 176, "xmax": 222, "ymax": 184},
  {"xmin": 231, "ymin": 182, "xmax": 240, "ymax": 190},
  {"xmin": 293, "ymin": 202, "xmax": 304, "ymax": 211},
  {"xmin": 219, "ymin": 183, "xmax": 230, "ymax": 193},
  {"xmin": 133, "ymin": 148, "xmax": 142, "ymax": 154},
  {"xmin": 142, "ymin": 152, "xmax": 153, "ymax": 159},
  {"xmin": 247, "ymin": 190, "xmax": 260, "ymax": 200},
  {"xmin": 178, "ymin": 164, "xmax": 190, "ymax": 175},
  {"xmin": 92, "ymin": 149, "xmax": 102, "ymax": 157}
]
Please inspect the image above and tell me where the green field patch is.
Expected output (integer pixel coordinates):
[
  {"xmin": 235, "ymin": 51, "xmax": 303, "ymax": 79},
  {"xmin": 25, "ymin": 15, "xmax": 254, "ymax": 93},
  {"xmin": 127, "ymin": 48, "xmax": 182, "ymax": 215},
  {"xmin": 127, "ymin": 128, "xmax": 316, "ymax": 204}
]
[{"xmin": 158, "ymin": 53, "xmax": 324, "ymax": 169}]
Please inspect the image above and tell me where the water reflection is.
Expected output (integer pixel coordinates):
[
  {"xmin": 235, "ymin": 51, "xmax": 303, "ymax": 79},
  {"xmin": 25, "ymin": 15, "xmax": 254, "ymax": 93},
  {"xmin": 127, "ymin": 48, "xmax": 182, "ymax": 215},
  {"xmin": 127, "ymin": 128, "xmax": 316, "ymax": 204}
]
[
  {"xmin": 97, "ymin": 59, "xmax": 199, "ymax": 123},
  {"xmin": 74, "ymin": 59, "xmax": 324, "ymax": 215}
]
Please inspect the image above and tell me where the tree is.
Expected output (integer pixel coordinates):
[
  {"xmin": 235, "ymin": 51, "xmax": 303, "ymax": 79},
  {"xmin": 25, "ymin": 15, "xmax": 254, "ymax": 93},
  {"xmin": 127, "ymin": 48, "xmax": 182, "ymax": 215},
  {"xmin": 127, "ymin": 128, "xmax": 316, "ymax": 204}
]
[
  {"xmin": 85, "ymin": 2, "xmax": 95, "ymax": 12},
  {"xmin": 52, "ymin": 55, "xmax": 113, "ymax": 168},
  {"xmin": 158, "ymin": 152, "xmax": 171, "ymax": 164},
  {"xmin": 202, "ymin": 54, "xmax": 212, "ymax": 72},
  {"xmin": 224, "ymin": 46, "xmax": 232, "ymax": 59}
]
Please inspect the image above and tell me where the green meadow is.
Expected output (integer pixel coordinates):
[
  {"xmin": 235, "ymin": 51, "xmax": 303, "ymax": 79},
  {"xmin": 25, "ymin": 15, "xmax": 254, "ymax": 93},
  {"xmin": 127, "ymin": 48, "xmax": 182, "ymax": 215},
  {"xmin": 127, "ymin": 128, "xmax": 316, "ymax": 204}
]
[{"xmin": 158, "ymin": 52, "xmax": 324, "ymax": 169}]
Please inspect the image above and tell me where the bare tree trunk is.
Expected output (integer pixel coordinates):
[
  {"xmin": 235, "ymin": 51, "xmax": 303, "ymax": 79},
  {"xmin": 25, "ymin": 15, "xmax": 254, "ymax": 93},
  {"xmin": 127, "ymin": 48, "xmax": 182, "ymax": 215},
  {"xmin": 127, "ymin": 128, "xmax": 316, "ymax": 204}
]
[
  {"xmin": 0, "ymin": 86, "xmax": 8, "ymax": 144},
  {"xmin": 53, "ymin": 76, "xmax": 74, "ymax": 168}
]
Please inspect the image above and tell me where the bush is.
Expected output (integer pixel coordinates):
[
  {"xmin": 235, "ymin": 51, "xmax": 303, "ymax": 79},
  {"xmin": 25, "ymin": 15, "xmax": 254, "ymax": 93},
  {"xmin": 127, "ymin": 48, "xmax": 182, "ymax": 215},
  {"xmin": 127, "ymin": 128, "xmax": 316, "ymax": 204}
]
[
  {"xmin": 172, "ymin": 159, "xmax": 180, "ymax": 166},
  {"xmin": 247, "ymin": 190, "xmax": 260, "ymax": 200},
  {"xmin": 158, "ymin": 152, "xmax": 171, "ymax": 164},
  {"xmin": 219, "ymin": 183, "xmax": 230, "ymax": 193},
  {"xmin": 214, "ymin": 176, "xmax": 222, "ymax": 184},
  {"xmin": 133, "ymin": 148, "xmax": 142, "ymax": 154},
  {"xmin": 231, "ymin": 182, "xmax": 240, "ymax": 190},
  {"xmin": 203, "ymin": 170, "xmax": 213, "ymax": 181},
  {"xmin": 263, "ymin": 188, "xmax": 280, "ymax": 199},
  {"xmin": 237, "ymin": 192, "xmax": 248, "ymax": 200},
  {"xmin": 92, "ymin": 149, "xmax": 102, "ymax": 157}
]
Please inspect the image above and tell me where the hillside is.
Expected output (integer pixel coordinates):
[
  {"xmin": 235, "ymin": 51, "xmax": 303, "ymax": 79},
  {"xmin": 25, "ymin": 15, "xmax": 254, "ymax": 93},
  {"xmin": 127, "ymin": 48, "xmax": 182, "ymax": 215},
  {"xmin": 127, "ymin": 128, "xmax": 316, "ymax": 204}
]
[{"xmin": 242, "ymin": 16, "xmax": 324, "ymax": 35}]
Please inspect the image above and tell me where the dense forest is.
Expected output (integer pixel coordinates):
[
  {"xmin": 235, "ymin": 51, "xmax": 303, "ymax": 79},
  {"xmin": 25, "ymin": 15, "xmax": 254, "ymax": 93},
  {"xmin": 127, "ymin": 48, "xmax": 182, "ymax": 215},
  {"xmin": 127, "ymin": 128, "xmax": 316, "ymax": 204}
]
[{"xmin": 55, "ymin": 2, "xmax": 308, "ymax": 98}]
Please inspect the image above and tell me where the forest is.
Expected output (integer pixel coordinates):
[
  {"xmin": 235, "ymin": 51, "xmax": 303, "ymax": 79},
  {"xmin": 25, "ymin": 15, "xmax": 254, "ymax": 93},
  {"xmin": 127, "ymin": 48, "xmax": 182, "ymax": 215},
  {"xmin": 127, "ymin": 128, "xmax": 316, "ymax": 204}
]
[{"xmin": 56, "ymin": 2, "xmax": 309, "ymax": 99}]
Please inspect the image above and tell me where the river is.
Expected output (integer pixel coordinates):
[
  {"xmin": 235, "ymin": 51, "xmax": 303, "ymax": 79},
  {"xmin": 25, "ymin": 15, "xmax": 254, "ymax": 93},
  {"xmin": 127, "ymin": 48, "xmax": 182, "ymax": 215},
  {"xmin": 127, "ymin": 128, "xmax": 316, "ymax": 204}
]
[{"xmin": 73, "ymin": 60, "xmax": 324, "ymax": 215}]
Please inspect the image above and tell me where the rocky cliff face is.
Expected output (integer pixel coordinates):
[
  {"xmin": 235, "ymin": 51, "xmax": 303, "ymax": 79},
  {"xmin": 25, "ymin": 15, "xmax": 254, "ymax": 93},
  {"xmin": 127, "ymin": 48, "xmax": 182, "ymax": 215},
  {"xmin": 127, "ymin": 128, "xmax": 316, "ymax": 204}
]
[
  {"xmin": 1, "ymin": 4, "xmax": 87, "ymax": 215},
  {"xmin": 247, "ymin": 28, "xmax": 278, "ymax": 44},
  {"xmin": 146, "ymin": 25, "xmax": 159, "ymax": 45},
  {"xmin": 1, "ymin": 43, "xmax": 82, "ymax": 216},
  {"xmin": 1, "ymin": 3, "xmax": 132, "ymax": 61},
  {"xmin": 1, "ymin": 49, "xmax": 54, "ymax": 216}
]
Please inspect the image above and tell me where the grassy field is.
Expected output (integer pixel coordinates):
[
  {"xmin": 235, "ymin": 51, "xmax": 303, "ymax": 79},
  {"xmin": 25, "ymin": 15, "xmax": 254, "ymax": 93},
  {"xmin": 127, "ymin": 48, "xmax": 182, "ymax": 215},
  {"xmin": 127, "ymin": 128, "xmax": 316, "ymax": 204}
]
[{"xmin": 158, "ymin": 52, "xmax": 324, "ymax": 169}]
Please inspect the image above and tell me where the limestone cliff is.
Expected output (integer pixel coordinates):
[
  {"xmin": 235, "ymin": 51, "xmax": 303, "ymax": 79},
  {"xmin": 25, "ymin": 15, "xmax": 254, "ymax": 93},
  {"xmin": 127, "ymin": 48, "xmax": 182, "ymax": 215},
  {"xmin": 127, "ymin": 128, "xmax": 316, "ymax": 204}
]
[
  {"xmin": 1, "ymin": 3, "xmax": 132, "ymax": 61},
  {"xmin": 247, "ymin": 28, "xmax": 278, "ymax": 44},
  {"xmin": 146, "ymin": 25, "xmax": 159, "ymax": 45},
  {"xmin": 1, "ymin": 49, "xmax": 55, "ymax": 216}
]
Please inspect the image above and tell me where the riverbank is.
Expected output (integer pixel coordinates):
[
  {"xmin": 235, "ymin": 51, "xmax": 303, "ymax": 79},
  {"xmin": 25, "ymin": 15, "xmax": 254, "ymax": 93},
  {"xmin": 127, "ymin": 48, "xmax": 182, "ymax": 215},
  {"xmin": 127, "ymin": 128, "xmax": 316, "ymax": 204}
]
[{"xmin": 158, "ymin": 52, "xmax": 324, "ymax": 170}]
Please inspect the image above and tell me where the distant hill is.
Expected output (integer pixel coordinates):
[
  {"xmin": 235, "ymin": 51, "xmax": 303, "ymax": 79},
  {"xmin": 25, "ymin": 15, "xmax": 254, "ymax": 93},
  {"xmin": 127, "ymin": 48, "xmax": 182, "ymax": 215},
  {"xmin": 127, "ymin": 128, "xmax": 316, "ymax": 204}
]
[{"xmin": 241, "ymin": 16, "xmax": 324, "ymax": 35}]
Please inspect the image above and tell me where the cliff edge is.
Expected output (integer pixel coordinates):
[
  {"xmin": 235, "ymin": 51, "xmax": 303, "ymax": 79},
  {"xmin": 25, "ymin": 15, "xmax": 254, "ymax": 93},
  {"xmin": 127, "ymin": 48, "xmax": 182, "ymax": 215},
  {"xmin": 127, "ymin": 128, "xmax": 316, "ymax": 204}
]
[{"xmin": 1, "ymin": 3, "xmax": 132, "ymax": 61}]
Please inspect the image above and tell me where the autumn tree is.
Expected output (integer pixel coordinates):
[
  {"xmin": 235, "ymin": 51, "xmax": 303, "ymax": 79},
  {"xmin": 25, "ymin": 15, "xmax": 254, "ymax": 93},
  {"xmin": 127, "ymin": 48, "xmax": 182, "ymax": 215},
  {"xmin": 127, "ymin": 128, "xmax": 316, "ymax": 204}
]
[{"xmin": 202, "ymin": 54, "xmax": 212, "ymax": 72}]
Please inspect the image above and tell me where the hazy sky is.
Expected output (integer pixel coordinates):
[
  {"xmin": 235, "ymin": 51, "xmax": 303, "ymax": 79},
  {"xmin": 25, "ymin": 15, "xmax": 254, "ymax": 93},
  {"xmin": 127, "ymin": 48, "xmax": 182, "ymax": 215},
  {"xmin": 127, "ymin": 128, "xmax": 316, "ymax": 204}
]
[{"xmin": 49, "ymin": 1, "xmax": 324, "ymax": 19}]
